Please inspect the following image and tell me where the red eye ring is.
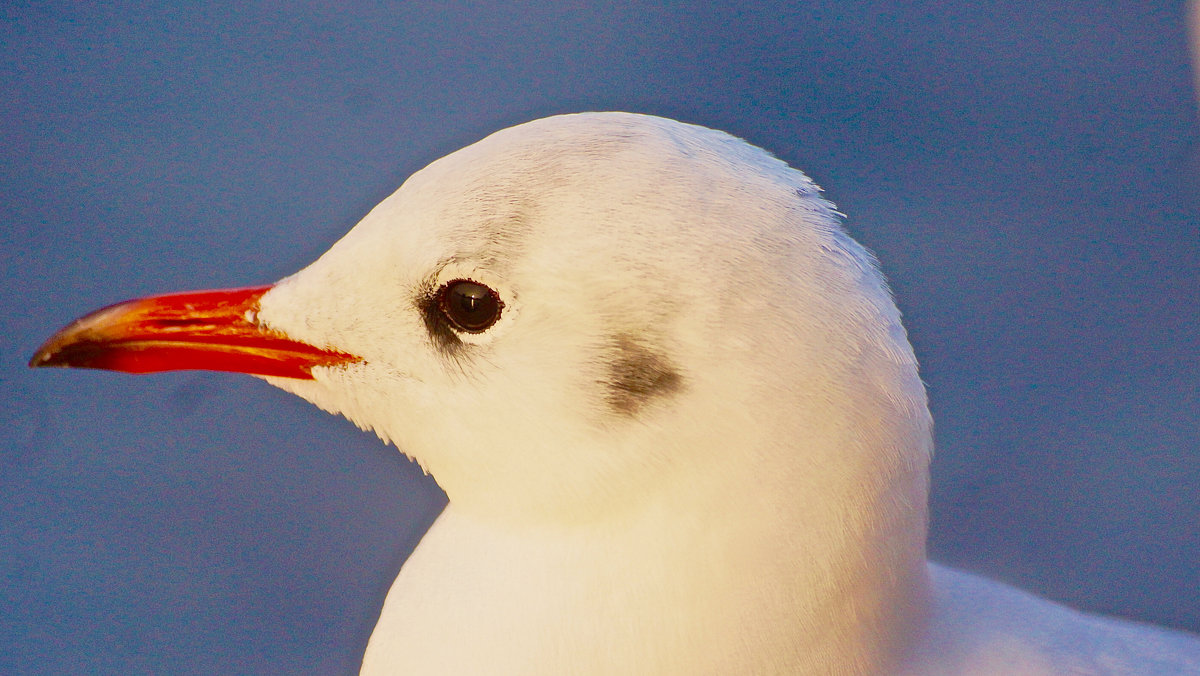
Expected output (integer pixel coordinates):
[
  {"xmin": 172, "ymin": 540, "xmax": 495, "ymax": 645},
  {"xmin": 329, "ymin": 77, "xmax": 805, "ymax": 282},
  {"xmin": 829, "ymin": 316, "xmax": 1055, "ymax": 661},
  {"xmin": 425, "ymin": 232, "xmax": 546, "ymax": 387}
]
[{"xmin": 436, "ymin": 279, "xmax": 504, "ymax": 333}]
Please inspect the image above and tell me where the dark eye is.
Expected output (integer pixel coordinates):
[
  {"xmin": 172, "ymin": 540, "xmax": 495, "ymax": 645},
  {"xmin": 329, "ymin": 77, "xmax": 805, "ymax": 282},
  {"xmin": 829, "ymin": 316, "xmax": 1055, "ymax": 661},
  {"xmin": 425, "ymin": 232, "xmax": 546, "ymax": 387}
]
[{"xmin": 437, "ymin": 279, "xmax": 504, "ymax": 333}]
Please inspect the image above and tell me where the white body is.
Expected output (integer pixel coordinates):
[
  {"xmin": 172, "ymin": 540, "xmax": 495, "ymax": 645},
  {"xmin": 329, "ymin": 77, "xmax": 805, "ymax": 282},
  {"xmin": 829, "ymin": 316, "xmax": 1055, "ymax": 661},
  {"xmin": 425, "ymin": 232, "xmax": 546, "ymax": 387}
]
[{"xmin": 244, "ymin": 113, "xmax": 1199, "ymax": 674}]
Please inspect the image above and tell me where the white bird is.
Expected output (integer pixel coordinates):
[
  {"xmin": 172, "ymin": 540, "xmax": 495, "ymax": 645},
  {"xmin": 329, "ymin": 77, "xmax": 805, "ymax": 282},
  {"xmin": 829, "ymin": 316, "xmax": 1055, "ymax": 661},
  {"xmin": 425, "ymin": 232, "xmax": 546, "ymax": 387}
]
[{"xmin": 31, "ymin": 112, "xmax": 1200, "ymax": 675}]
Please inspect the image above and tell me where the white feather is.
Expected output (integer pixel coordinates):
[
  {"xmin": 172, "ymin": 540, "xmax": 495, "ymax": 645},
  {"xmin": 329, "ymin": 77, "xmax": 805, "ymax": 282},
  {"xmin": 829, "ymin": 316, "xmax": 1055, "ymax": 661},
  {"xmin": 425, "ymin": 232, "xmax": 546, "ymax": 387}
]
[{"xmin": 251, "ymin": 113, "xmax": 1199, "ymax": 674}]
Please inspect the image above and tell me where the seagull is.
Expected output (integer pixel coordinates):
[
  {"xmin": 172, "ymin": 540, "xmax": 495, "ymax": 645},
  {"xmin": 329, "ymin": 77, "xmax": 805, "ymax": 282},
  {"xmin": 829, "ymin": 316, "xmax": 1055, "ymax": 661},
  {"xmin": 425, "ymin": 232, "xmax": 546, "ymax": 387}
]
[{"xmin": 30, "ymin": 112, "xmax": 1200, "ymax": 675}]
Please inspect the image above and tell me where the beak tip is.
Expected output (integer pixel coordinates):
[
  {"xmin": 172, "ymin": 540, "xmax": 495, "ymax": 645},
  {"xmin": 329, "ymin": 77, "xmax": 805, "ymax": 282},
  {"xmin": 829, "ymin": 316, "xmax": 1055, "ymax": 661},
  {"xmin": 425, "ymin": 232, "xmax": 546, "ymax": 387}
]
[
  {"xmin": 28, "ymin": 342, "xmax": 58, "ymax": 369},
  {"xmin": 28, "ymin": 336, "xmax": 86, "ymax": 370}
]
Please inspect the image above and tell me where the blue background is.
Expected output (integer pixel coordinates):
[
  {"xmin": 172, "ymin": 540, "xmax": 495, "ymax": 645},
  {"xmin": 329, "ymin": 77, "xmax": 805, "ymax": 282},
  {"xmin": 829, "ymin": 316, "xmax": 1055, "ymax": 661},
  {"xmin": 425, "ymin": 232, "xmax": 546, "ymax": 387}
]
[{"xmin": 3, "ymin": 2, "xmax": 1198, "ymax": 673}]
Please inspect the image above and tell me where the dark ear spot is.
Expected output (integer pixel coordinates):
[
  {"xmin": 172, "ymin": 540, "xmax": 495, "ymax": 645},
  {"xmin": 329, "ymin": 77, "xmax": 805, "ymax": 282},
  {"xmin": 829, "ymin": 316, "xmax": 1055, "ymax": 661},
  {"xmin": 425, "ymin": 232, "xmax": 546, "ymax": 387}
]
[{"xmin": 604, "ymin": 334, "xmax": 683, "ymax": 416}]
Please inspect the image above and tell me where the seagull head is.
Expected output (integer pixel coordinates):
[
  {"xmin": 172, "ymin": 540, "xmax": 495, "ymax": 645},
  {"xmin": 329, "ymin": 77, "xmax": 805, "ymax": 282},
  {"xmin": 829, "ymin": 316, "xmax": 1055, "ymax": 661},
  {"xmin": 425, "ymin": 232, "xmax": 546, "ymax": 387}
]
[{"xmin": 32, "ymin": 112, "xmax": 931, "ymax": 530}]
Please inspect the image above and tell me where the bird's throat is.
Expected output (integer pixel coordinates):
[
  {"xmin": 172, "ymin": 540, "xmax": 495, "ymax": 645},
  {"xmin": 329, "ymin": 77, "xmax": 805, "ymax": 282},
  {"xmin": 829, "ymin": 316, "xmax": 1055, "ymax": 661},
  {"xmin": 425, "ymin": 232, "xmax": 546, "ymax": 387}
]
[{"xmin": 361, "ymin": 456, "xmax": 930, "ymax": 675}]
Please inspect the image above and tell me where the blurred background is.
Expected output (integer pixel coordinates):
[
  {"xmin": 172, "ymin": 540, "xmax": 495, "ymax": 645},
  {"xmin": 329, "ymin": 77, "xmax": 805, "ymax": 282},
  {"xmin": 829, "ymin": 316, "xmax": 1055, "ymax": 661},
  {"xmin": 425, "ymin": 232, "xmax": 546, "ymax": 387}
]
[{"xmin": 2, "ymin": 2, "xmax": 1197, "ymax": 673}]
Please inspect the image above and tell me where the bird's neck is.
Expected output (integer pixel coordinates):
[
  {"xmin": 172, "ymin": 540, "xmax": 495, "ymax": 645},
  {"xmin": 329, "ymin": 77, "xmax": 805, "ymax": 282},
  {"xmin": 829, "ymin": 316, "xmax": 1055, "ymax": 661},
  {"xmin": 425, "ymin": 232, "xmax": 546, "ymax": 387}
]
[{"xmin": 364, "ymin": 436, "xmax": 931, "ymax": 675}]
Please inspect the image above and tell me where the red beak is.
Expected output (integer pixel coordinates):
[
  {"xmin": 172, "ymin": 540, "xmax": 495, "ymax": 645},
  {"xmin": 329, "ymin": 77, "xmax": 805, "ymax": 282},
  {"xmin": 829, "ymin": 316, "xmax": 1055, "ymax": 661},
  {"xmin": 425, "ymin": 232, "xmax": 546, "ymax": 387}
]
[{"xmin": 28, "ymin": 286, "xmax": 359, "ymax": 380}]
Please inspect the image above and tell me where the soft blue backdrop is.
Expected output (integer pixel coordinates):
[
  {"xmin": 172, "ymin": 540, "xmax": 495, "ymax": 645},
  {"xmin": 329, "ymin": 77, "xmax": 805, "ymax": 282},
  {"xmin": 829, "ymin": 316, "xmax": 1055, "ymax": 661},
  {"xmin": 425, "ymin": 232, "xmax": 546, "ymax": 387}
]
[{"xmin": 3, "ymin": 2, "xmax": 1197, "ymax": 673}]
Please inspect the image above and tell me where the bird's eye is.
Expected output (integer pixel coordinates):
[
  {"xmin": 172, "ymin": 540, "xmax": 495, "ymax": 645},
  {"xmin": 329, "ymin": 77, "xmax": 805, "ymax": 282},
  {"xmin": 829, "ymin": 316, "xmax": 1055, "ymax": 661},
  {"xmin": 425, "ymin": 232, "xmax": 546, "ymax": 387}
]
[{"xmin": 436, "ymin": 279, "xmax": 504, "ymax": 333}]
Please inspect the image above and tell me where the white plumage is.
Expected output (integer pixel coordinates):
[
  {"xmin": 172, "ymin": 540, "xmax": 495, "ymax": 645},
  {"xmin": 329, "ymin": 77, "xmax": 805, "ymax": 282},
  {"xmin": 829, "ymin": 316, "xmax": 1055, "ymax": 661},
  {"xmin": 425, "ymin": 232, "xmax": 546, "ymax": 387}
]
[
  {"xmin": 36, "ymin": 112, "xmax": 1200, "ymax": 674},
  {"xmin": 255, "ymin": 113, "xmax": 1200, "ymax": 674}
]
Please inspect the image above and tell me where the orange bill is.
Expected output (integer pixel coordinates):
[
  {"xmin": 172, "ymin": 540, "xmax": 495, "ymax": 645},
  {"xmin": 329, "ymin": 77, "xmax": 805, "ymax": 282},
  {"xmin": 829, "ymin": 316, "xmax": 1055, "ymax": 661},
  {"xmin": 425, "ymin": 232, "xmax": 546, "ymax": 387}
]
[{"xmin": 29, "ymin": 286, "xmax": 359, "ymax": 380}]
